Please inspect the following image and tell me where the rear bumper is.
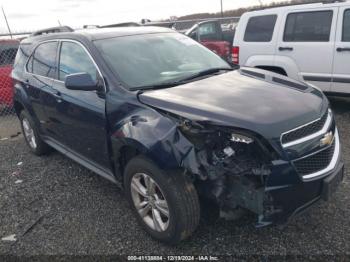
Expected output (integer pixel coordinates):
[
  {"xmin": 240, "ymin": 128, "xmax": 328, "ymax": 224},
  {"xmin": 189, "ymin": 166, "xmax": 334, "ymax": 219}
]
[{"xmin": 256, "ymin": 158, "xmax": 344, "ymax": 227}]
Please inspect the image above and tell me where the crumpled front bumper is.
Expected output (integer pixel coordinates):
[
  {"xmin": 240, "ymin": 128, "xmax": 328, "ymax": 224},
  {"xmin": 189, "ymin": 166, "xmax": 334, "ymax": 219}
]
[{"xmin": 256, "ymin": 150, "xmax": 344, "ymax": 227}]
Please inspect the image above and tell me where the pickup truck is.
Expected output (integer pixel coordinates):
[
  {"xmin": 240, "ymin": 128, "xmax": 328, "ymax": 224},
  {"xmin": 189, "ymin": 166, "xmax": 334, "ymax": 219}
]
[{"xmin": 185, "ymin": 20, "xmax": 235, "ymax": 63}]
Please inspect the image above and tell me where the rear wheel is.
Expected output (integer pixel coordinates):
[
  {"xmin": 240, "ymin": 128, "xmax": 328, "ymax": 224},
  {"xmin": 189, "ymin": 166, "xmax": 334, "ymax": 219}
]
[
  {"xmin": 19, "ymin": 111, "xmax": 50, "ymax": 155},
  {"xmin": 124, "ymin": 156, "xmax": 200, "ymax": 244}
]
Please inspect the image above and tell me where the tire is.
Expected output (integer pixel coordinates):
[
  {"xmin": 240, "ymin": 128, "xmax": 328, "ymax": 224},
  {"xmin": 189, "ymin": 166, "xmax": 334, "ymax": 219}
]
[
  {"xmin": 19, "ymin": 110, "xmax": 51, "ymax": 156},
  {"xmin": 124, "ymin": 156, "xmax": 200, "ymax": 244}
]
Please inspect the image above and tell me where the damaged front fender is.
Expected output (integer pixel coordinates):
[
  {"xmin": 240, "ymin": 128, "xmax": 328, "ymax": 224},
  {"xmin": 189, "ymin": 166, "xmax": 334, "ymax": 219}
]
[
  {"xmin": 109, "ymin": 107, "xmax": 200, "ymax": 180},
  {"xmin": 109, "ymin": 103, "xmax": 282, "ymax": 225}
]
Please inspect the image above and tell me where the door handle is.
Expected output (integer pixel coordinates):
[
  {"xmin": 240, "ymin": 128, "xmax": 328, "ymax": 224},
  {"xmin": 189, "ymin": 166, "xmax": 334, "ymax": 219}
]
[
  {"xmin": 24, "ymin": 79, "xmax": 30, "ymax": 88},
  {"xmin": 337, "ymin": 47, "xmax": 350, "ymax": 52},
  {"xmin": 51, "ymin": 90, "xmax": 62, "ymax": 102},
  {"xmin": 279, "ymin": 47, "xmax": 294, "ymax": 51}
]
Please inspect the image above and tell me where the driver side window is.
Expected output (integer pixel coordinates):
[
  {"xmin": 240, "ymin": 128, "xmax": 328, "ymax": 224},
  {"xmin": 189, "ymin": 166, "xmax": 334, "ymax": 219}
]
[
  {"xmin": 59, "ymin": 41, "xmax": 98, "ymax": 82},
  {"xmin": 198, "ymin": 23, "xmax": 219, "ymax": 41}
]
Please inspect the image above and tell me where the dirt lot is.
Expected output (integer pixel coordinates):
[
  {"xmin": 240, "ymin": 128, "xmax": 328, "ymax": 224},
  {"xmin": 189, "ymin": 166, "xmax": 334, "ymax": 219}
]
[{"xmin": 1, "ymin": 97, "xmax": 350, "ymax": 257}]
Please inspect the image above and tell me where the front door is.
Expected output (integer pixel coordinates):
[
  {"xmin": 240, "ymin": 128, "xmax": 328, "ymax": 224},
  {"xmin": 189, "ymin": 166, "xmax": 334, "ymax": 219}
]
[
  {"xmin": 43, "ymin": 40, "xmax": 110, "ymax": 169},
  {"xmin": 331, "ymin": 7, "xmax": 350, "ymax": 93}
]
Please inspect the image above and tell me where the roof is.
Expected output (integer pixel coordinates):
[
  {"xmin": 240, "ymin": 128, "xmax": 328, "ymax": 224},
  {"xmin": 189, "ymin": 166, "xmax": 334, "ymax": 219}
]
[
  {"xmin": 22, "ymin": 26, "xmax": 175, "ymax": 44},
  {"xmin": 245, "ymin": 1, "xmax": 349, "ymax": 15}
]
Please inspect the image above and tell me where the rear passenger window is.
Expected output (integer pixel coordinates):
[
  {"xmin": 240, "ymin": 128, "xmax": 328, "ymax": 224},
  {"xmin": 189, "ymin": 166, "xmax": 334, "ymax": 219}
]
[
  {"xmin": 244, "ymin": 15, "xmax": 277, "ymax": 42},
  {"xmin": 27, "ymin": 42, "xmax": 58, "ymax": 78},
  {"xmin": 284, "ymin": 11, "xmax": 333, "ymax": 42},
  {"xmin": 343, "ymin": 9, "xmax": 350, "ymax": 42},
  {"xmin": 58, "ymin": 41, "xmax": 98, "ymax": 82}
]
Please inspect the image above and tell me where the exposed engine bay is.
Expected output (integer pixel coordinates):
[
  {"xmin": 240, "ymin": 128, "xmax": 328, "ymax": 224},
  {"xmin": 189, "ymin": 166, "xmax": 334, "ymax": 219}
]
[{"xmin": 165, "ymin": 112, "xmax": 275, "ymax": 220}]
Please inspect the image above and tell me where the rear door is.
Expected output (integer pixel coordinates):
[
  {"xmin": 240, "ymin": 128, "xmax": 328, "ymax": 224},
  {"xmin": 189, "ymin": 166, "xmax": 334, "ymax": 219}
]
[
  {"xmin": 234, "ymin": 13, "xmax": 278, "ymax": 66},
  {"xmin": 25, "ymin": 41, "xmax": 58, "ymax": 127},
  {"xmin": 331, "ymin": 7, "xmax": 350, "ymax": 93},
  {"xmin": 276, "ymin": 8, "xmax": 338, "ymax": 91}
]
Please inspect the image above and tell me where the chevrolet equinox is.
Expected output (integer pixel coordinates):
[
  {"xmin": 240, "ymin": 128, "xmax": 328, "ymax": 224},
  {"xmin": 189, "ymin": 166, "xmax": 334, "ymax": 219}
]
[{"xmin": 12, "ymin": 26, "xmax": 344, "ymax": 244}]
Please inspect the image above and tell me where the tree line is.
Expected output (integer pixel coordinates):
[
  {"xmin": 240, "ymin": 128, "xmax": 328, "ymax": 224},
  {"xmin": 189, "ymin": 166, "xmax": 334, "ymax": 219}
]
[{"xmin": 175, "ymin": 0, "xmax": 338, "ymax": 20}]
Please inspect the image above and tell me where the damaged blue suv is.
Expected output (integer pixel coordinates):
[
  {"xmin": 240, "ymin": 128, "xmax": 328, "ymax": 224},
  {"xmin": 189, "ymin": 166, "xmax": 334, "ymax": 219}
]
[{"xmin": 12, "ymin": 26, "xmax": 344, "ymax": 244}]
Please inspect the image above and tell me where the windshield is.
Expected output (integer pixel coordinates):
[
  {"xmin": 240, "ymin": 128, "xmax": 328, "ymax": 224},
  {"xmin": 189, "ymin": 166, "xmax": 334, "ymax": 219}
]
[{"xmin": 94, "ymin": 32, "xmax": 230, "ymax": 89}]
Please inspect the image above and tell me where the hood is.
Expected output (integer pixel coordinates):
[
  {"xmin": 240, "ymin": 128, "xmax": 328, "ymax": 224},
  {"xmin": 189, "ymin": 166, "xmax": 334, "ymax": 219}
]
[{"xmin": 138, "ymin": 67, "xmax": 328, "ymax": 140}]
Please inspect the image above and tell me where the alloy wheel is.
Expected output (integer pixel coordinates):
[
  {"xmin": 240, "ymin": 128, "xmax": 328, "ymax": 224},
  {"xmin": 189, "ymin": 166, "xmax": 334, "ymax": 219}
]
[
  {"xmin": 22, "ymin": 118, "xmax": 37, "ymax": 149},
  {"xmin": 130, "ymin": 173, "xmax": 170, "ymax": 232}
]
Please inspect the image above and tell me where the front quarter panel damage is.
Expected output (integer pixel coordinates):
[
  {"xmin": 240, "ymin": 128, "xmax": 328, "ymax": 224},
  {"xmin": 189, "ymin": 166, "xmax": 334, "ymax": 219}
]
[
  {"xmin": 109, "ymin": 102, "xmax": 295, "ymax": 226},
  {"xmin": 110, "ymin": 106, "xmax": 200, "ymax": 180},
  {"xmin": 111, "ymin": 99, "xmax": 304, "ymax": 225}
]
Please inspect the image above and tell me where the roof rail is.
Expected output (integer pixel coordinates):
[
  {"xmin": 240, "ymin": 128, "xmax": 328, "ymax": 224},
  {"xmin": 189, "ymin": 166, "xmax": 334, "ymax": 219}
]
[
  {"xmin": 322, "ymin": 0, "xmax": 346, "ymax": 3},
  {"xmin": 83, "ymin": 22, "xmax": 140, "ymax": 29},
  {"xmin": 100, "ymin": 22, "xmax": 141, "ymax": 28},
  {"xmin": 31, "ymin": 26, "xmax": 74, "ymax": 36}
]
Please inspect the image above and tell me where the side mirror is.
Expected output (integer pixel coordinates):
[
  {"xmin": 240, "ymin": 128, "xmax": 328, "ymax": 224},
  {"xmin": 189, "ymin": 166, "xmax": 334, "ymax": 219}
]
[{"xmin": 65, "ymin": 72, "xmax": 98, "ymax": 91}]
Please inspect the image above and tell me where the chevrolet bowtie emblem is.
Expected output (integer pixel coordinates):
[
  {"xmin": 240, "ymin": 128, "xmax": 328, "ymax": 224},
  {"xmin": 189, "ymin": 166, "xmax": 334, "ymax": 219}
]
[{"xmin": 320, "ymin": 131, "xmax": 333, "ymax": 147}]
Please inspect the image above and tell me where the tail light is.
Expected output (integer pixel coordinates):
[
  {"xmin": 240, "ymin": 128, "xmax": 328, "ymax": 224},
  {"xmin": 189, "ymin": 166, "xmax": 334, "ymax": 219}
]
[{"xmin": 232, "ymin": 46, "xmax": 239, "ymax": 64}]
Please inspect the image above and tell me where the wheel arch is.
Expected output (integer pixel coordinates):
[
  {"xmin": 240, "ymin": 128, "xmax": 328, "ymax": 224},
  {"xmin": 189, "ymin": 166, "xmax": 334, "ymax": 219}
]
[{"xmin": 13, "ymin": 100, "xmax": 25, "ymax": 116}]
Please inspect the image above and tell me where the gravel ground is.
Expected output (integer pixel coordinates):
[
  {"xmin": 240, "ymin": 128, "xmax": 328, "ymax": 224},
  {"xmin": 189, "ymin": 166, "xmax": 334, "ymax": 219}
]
[{"xmin": 0, "ymin": 97, "xmax": 350, "ymax": 257}]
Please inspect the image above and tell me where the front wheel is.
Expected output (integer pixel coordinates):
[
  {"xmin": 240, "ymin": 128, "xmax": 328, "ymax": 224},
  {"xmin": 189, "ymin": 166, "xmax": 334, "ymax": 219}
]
[{"xmin": 124, "ymin": 156, "xmax": 200, "ymax": 244}]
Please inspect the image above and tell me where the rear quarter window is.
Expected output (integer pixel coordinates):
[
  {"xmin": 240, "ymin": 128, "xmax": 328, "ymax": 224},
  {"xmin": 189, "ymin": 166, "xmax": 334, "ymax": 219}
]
[
  {"xmin": 244, "ymin": 15, "xmax": 277, "ymax": 42},
  {"xmin": 12, "ymin": 44, "xmax": 32, "ymax": 76},
  {"xmin": 284, "ymin": 10, "xmax": 333, "ymax": 42}
]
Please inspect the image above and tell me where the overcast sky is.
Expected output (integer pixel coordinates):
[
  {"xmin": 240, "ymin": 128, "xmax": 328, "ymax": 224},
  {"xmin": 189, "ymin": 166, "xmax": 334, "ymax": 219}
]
[{"xmin": 0, "ymin": 0, "xmax": 282, "ymax": 33}]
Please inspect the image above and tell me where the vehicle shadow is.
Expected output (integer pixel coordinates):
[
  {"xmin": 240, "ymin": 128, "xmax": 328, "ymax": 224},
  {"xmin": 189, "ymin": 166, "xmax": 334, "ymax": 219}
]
[{"xmin": 328, "ymin": 96, "xmax": 350, "ymax": 114}]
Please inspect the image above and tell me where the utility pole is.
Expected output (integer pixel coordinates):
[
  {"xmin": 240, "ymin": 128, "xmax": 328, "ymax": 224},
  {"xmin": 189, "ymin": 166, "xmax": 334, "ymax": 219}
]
[
  {"xmin": 2, "ymin": 6, "xmax": 12, "ymax": 39},
  {"xmin": 220, "ymin": 0, "xmax": 223, "ymax": 17},
  {"xmin": 258, "ymin": 0, "xmax": 263, "ymax": 7}
]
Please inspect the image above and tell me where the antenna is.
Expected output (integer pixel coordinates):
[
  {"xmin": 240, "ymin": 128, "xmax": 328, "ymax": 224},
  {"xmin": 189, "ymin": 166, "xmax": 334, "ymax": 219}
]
[
  {"xmin": 220, "ymin": 0, "xmax": 223, "ymax": 17},
  {"xmin": 1, "ymin": 6, "xmax": 12, "ymax": 39}
]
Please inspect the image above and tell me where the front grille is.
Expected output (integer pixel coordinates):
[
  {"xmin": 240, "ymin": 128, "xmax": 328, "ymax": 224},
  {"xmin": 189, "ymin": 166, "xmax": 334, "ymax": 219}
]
[
  {"xmin": 281, "ymin": 112, "xmax": 328, "ymax": 145},
  {"xmin": 293, "ymin": 140, "xmax": 336, "ymax": 176}
]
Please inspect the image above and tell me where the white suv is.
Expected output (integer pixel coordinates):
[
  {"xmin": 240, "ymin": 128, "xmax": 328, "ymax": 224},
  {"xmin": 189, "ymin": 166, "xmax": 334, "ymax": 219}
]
[{"xmin": 233, "ymin": 1, "xmax": 350, "ymax": 94}]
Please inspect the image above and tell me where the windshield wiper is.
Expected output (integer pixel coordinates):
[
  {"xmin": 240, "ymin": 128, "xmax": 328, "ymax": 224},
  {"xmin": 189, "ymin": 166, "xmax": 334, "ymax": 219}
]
[
  {"xmin": 129, "ymin": 67, "xmax": 233, "ymax": 92},
  {"xmin": 179, "ymin": 67, "xmax": 233, "ymax": 82},
  {"xmin": 129, "ymin": 82, "xmax": 184, "ymax": 91}
]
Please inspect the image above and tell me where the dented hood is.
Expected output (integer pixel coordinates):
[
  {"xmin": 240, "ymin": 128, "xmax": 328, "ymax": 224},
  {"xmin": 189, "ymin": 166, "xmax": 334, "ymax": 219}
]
[{"xmin": 138, "ymin": 68, "xmax": 328, "ymax": 139}]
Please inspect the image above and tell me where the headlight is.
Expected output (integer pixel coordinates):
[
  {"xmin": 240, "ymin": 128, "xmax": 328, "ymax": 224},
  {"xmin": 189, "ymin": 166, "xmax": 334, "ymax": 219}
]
[{"xmin": 231, "ymin": 133, "xmax": 254, "ymax": 144}]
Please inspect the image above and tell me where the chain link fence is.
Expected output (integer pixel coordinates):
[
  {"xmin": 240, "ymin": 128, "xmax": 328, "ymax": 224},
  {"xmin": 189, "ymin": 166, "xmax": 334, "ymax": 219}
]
[{"xmin": 0, "ymin": 38, "xmax": 21, "ymax": 141}]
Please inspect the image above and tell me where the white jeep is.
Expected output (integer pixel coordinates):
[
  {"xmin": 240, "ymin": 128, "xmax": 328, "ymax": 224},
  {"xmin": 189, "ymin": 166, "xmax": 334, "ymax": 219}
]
[{"xmin": 233, "ymin": 1, "xmax": 350, "ymax": 94}]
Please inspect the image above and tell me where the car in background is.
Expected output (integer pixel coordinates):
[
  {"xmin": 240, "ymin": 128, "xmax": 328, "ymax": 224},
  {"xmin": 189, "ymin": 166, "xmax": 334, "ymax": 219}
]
[
  {"xmin": 186, "ymin": 20, "xmax": 235, "ymax": 63},
  {"xmin": 0, "ymin": 39, "xmax": 19, "ymax": 111},
  {"xmin": 232, "ymin": 1, "xmax": 350, "ymax": 95}
]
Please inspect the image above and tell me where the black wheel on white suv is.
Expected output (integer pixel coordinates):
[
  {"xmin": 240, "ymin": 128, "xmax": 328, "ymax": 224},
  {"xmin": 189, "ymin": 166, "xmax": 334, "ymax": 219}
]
[{"xmin": 124, "ymin": 156, "xmax": 200, "ymax": 244}]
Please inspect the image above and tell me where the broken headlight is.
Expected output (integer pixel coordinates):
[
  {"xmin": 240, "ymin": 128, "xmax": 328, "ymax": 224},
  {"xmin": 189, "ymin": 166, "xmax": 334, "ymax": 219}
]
[{"xmin": 231, "ymin": 133, "xmax": 254, "ymax": 144}]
